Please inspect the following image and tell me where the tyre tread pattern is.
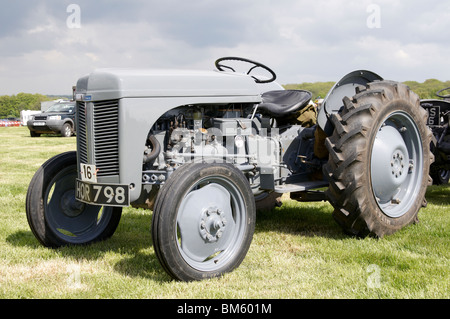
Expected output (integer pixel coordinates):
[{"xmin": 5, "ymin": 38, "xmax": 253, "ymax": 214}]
[{"xmin": 324, "ymin": 81, "xmax": 433, "ymax": 237}]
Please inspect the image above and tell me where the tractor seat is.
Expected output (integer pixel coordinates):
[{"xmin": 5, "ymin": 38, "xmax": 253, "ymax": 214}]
[{"xmin": 258, "ymin": 90, "xmax": 312, "ymax": 118}]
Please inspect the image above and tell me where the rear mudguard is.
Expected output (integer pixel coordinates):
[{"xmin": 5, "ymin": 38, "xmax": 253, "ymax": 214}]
[{"xmin": 317, "ymin": 70, "xmax": 383, "ymax": 136}]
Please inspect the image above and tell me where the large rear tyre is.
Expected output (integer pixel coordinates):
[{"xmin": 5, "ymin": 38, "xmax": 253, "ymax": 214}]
[
  {"xmin": 324, "ymin": 81, "xmax": 433, "ymax": 237},
  {"xmin": 26, "ymin": 151, "xmax": 122, "ymax": 247},
  {"xmin": 151, "ymin": 163, "xmax": 256, "ymax": 281}
]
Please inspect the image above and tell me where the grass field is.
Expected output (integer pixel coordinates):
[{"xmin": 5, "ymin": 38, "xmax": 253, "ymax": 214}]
[{"xmin": 0, "ymin": 126, "xmax": 448, "ymax": 299}]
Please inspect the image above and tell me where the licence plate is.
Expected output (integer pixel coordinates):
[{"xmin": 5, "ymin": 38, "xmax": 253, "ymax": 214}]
[
  {"xmin": 80, "ymin": 163, "xmax": 98, "ymax": 183},
  {"xmin": 76, "ymin": 179, "xmax": 130, "ymax": 207},
  {"xmin": 423, "ymin": 105, "xmax": 440, "ymax": 126},
  {"xmin": 34, "ymin": 122, "xmax": 46, "ymax": 126}
]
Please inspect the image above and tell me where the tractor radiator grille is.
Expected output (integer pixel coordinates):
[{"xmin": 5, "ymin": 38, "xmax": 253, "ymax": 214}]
[
  {"xmin": 77, "ymin": 101, "xmax": 88, "ymax": 165},
  {"xmin": 93, "ymin": 100, "xmax": 120, "ymax": 177},
  {"xmin": 76, "ymin": 99, "xmax": 120, "ymax": 178}
]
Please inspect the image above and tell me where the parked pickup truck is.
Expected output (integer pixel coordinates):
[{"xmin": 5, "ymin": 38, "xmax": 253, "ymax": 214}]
[{"xmin": 27, "ymin": 101, "xmax": 76, "ymax": 137}]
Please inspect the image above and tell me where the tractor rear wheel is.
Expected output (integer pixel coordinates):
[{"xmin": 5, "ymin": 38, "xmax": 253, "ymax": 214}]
[{"xmin": 324, "ymin": 81, "xmax": 433, "ymax": 237}]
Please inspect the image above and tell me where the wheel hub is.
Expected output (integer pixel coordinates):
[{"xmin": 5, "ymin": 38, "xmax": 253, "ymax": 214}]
[
  {"xmin": 371, "ymin": 124, "xmax": 409, "ymax": 203},
  {"xmin": 61, "ymin": 190, "xmax": 85, "ymax": 217},
  {"xmin": 370, "ymin": 111, "xmax": 424, "ymax": 218},
  {"xmin": 199, "ymin": 206, "xmax": 227, "ymax": 243},
  {"xmin": 391, "ymin": 150, "xmax": 406, "ymax": 179}
]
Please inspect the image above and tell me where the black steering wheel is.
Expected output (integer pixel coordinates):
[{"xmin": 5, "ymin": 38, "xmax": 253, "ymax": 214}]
[
  {"xmin": 215, "ymin": 57, "xmax": 277, "ymax": 83},
  {"xmin": 436, "ymin": 87, "xmax": 450, "ymax": 99}
]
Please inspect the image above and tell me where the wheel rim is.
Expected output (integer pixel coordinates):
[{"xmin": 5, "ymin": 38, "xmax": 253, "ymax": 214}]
[
  {"xmin": 63, "ymin": 125, "xmax": 71, "ymax": 136},
  {"xmin": 439, "ymin": 169, "xmax": 450, "ymax": 183},
  {"xmin": 370, "ymin": 111, "xmax": 423, "ymax": 218},
  {"xmin": 44, "ymin": 166, "xmax": 115, "ymax": 243},
  {"xmin": 176, "ymin": 176, "xmax": 247, "ymax": 271}
]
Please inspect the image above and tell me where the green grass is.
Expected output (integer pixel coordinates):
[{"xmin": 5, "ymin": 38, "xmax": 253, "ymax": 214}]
[{"xmin": 0, "ymin": 126, "xmax": 448, "ymax": 299}]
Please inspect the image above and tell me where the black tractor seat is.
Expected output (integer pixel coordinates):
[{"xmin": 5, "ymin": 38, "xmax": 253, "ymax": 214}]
[{"xmin": 257, "ymin": 90, "xmax": 312, "ymax": 118}]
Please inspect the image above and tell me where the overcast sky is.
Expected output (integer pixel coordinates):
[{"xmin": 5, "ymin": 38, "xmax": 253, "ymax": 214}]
[{"xmin": 1, "ymin": 0, "xmax": 449, "ymax": 95}]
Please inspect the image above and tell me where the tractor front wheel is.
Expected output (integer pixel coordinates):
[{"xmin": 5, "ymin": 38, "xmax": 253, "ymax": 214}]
[
  {"xmin": 26, "ymin": 151, "xmax": 122, "ymax": 247},
  {"xmin": 151, "ymin": 163, "xmax": 256, "ymax": 281}
]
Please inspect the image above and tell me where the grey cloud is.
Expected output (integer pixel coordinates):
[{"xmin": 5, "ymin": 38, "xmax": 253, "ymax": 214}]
[{"xmin": 0, "ymin": 0, "xmax": 449, "ymax": 95}]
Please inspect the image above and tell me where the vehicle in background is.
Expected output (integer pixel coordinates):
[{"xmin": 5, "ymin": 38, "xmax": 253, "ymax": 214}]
[
  {"xmin": 20, "ymin": 110, "xmax": 42, "ymax": 126},
  {"xmin": 421, "ymin": 87, "xmax": 450, "ymax": 184},
  {"xmin": 27, "ymin": 101, "xmax": 76, "ymax": 137}
]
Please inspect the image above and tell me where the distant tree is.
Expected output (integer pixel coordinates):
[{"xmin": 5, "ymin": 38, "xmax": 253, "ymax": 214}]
[
  {"xmin": 403, "ymin": 79, "xmax": 450, "ymax": 99},
  {"xmin": 0, "ymin": 93, "xmax": 54, "ymax": 118},
  {"xmin": 284, "ymin": 79, "xmax": 450, "ymax": 101},
  {"xmin": 283, "ymin": 82, "xmax": 335, "ymax": 100}
]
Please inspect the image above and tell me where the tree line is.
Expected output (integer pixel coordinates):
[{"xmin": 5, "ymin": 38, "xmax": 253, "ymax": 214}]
[
  {"xmin": 0, "ymin": 93, "xmax": 55, "ymax": 119},
  {"xmin": 284, "ymin": 78, "xmax": 450, "ymax": 100},
  {"xmin": 403, "ymin": 79, "xmax": 450, "ymax": 100}
]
